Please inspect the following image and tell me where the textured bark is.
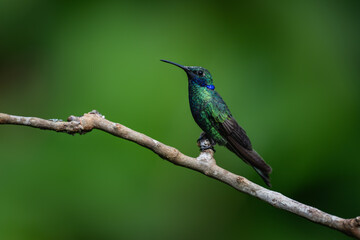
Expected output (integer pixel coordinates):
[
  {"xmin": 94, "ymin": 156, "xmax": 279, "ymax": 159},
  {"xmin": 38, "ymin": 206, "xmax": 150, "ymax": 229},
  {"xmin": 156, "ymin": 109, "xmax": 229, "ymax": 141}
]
[{"xmin": 1, "ymin": 110, "xmax": 359, "ymax": 239}]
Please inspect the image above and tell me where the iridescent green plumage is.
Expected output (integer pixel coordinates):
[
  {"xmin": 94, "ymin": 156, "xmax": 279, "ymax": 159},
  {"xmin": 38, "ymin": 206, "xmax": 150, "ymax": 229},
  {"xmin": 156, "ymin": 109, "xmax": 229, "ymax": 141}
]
[{"xmin": 161, "ymin": 60, "xmax": 272, "ymax": 186}]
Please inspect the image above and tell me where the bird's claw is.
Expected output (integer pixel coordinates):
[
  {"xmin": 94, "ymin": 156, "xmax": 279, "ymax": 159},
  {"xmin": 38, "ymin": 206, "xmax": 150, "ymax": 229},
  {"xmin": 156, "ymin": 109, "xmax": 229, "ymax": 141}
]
[
  {"xmin": 197, "ymin": 132, "xmax": 216, "ymax": 152},
  {"xmin": 200, "ymin": 145, "xmax": 216, "ymax": 152}
]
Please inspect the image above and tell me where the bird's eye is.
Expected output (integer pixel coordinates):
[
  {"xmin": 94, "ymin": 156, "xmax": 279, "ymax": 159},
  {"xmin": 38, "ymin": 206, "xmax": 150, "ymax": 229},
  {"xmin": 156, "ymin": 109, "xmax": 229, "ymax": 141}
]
[{"xmin": 198, "ymin": 70, "xmax": 204, "ymax": 76}]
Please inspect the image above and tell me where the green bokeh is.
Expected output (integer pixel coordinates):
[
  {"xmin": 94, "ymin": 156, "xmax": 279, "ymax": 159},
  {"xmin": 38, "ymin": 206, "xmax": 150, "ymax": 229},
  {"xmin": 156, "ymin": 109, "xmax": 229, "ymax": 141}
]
[{"xmin": 1, "ymin": 1, "xmax": 359, "ymax": 239}]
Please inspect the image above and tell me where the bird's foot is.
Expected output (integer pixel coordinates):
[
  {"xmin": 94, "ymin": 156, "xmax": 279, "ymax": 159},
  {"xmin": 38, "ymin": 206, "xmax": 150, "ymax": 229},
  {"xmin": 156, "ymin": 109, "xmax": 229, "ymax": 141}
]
[
  {"xmin": 200, "ymin": 144, "xmax": 216, "ymax": 152},
  {"xmin": 197, "ymin": 132, "xmax": 216, "ymax": 152}
]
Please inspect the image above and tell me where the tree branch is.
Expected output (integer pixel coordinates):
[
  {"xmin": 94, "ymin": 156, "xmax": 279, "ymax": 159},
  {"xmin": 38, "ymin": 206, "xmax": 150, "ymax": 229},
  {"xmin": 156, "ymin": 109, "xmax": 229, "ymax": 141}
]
[{"xmin": 0, "ymin": 110, "xmax": 359, "ymax": 238}]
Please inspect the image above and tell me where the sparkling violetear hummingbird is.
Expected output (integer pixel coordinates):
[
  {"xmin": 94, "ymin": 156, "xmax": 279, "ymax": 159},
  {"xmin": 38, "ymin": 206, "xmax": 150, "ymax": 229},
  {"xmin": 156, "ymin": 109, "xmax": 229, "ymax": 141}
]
[{"xmin": 161, "ymin": 60, "xmax": 272, "ymax": 187}]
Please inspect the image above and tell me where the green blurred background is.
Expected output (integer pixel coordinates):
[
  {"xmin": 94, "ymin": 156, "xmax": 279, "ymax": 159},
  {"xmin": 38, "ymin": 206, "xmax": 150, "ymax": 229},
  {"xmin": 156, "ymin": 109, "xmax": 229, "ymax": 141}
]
[{"xmin": 1, "ymin": 0, "xmax": 359, "ymax": 239}]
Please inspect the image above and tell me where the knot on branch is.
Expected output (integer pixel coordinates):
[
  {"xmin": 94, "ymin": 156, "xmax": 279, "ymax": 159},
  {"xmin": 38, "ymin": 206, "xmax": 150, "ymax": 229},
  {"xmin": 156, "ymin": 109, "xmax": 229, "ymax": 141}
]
[
  {"xmin": 236, "ymin": 176, "xmax": 246, "ymax": 184},
  {"xmin": 65, "ymin": 110, "xmax": 104, "ymax": 135},
  {"xmin": 343, "ymin": 216, "xmax": 360, "ymax": 238}
]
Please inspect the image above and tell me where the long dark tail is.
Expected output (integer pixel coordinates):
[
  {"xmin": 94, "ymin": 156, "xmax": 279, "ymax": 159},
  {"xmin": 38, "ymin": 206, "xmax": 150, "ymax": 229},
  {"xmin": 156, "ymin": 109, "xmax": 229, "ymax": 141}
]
[
  {"xmin": 226, "ymin": 141, "xmax": 272, "ymax": 187},
  {"xmin": 253, "ymin": 166, "xmax": 272, "ymax": 187}
]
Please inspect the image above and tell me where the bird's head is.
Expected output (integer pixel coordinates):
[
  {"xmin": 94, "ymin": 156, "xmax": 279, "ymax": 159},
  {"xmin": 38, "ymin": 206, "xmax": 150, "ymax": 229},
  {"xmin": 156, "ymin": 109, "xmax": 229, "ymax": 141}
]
[{"xmin": 161, "ymin": 60, "xmax": 214, "ymax": 90}]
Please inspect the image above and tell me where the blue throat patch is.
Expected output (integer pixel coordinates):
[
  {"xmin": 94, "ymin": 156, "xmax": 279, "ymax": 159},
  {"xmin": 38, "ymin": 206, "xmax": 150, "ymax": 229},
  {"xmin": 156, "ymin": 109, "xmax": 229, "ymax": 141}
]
[{"xmin": 206, "ymin": 85, "xmax": 215, "ymax": 90}]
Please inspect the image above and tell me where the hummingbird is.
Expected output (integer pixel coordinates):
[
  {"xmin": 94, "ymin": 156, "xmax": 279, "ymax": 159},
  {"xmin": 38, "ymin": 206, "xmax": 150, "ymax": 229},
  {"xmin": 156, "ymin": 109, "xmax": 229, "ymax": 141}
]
[{"xmin": 161, "ymin": 60, "xmax": 272, "ymax": 187}]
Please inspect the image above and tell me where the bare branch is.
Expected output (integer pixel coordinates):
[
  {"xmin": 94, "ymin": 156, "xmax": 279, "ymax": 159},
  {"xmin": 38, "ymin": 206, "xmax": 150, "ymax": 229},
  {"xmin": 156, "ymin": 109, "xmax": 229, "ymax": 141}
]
[{"xmin": 0, "ymin": 110, "xmax": 359, "ymax": 239}]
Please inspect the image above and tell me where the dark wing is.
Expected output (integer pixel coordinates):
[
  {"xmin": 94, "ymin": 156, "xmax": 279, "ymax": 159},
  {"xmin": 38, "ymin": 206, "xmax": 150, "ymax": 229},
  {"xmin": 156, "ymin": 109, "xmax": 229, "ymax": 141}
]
[
  {"xmin": 219, "ymin": 117, "xmax": 252, "ymax": 150},
  {"xmin": 206, "ymin": 92, "xmax": 272, "ymax": 186}
]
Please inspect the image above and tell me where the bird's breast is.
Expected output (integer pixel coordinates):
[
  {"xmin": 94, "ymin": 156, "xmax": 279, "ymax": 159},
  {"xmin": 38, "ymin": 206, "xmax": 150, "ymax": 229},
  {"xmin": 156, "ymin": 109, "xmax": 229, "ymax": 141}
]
[{"xmin": 188, "ymin": 85, "xmax": 212, "ymax": 128}]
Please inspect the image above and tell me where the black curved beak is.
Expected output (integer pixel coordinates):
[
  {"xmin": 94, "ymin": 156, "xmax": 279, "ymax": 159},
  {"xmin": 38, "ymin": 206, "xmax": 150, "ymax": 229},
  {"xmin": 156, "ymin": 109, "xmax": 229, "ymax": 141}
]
[{"xmin": 160, "ymin": 59, "xmax": 189, "ymax": 72}]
